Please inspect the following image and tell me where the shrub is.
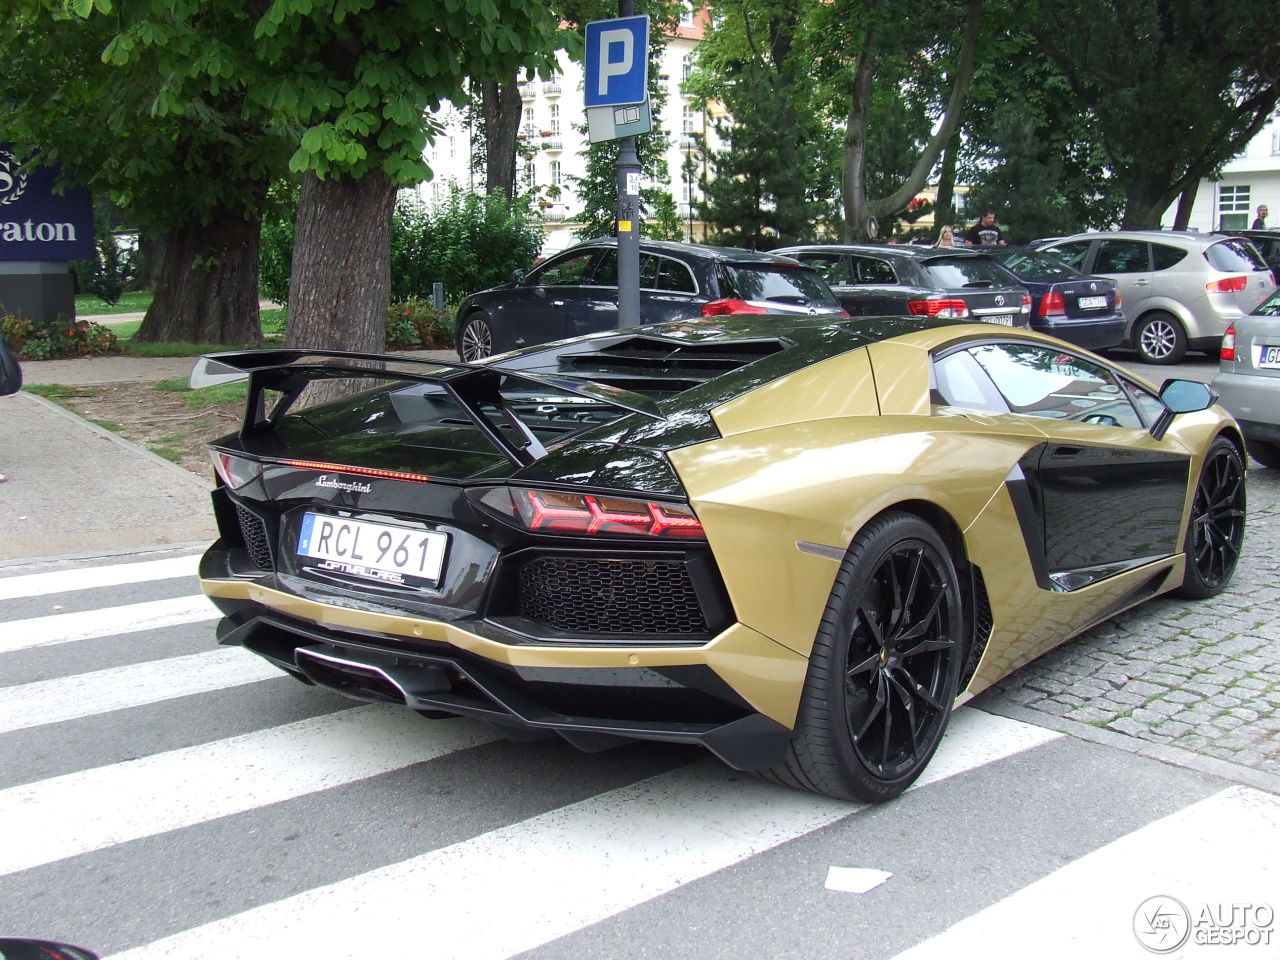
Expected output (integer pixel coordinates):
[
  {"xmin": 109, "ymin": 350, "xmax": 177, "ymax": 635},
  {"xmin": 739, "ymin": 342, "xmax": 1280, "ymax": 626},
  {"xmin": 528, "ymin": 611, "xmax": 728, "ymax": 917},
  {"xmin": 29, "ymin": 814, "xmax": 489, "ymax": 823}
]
[
  {"xmin": 3, "ymin": 314, "xmax": 118, "ymax": 360},
  {"xmin": 69, "ymin": 206, "xmax": 136, "ymax": 307},
  {"xmin": 386, "ymin": 299, "xmax": 458, "ymax": 349}
]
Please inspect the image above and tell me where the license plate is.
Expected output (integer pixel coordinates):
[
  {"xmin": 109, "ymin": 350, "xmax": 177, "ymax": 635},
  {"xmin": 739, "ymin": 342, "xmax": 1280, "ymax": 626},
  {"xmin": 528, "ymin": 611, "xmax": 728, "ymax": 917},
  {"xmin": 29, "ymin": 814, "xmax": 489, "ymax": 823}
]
[
  {"xmin": 1078, "ymin": 295, "xmax": 1107, "ymax": 309},
  {"xmin": 1260, "ymin": 345, "xmax": 1280, "ymax": 368},
  {"xmin": 297, "ymin": 513, "xmax": 447, "ymax": 586},
  {"xmin": 985, "ymin": 314, "xmax": 1014, "ymax": 326}
]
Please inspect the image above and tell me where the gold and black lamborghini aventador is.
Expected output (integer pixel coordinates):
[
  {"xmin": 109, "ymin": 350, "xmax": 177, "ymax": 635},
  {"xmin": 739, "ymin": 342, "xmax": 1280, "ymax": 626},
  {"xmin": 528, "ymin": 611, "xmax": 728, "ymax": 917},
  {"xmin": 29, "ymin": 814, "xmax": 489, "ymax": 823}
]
[{"xmin": 195, "ymin": 315, "xmax": 1245, "ymax": 802}]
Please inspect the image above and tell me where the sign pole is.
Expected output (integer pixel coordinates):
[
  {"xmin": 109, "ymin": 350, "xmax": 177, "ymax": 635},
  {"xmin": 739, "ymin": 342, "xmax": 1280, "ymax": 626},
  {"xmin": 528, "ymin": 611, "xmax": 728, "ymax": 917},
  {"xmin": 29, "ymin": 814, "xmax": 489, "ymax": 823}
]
[{"xmin": 615, "ymin": 0, "xmax": 640, "ymax": 329}]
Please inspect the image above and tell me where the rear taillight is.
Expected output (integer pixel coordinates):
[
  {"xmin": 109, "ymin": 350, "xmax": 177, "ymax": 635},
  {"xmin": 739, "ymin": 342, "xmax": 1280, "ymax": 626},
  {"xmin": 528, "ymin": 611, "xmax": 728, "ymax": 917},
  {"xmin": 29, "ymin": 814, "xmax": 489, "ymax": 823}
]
[
  {"xmin": 1221, "ymin": 323, "xmax": 1236, "ymax": 362},
  {"xmin": 701, "ymin": 298, "xmax": 769, "ymax": 316},
  {"xmin": 210, "ymin": 451, "xmax": 263, "ymax": 490},
  {"xmin": 1039, "ymin": 291, "xmax": 1066, "ymax": 318},
  {"xmin": 1206, "ymin": 276, "xmax": 1248, "ymax": 293},
  {"xmin": 1114, "ymin": 290, "xmax": 1122, "ymax": 310},
  {"xmin": 907, "ymin": 298, "xmax": 970, "ymax": 318},
  {"xmin": 1020, "ymin": 294, "xmax": 1031, "ymax": 313},
  {"xmin": 476, "ymin": 487, "xmax": 705, "ymax": 539}
]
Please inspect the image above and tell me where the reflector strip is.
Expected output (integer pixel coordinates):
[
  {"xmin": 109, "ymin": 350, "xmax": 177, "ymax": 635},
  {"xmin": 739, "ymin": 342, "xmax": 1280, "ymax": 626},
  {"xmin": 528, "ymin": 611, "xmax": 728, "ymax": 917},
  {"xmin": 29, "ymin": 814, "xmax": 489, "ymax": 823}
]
[{"xmin": 278, "ymin": 460, "xmax": 432, "ymax": 484}]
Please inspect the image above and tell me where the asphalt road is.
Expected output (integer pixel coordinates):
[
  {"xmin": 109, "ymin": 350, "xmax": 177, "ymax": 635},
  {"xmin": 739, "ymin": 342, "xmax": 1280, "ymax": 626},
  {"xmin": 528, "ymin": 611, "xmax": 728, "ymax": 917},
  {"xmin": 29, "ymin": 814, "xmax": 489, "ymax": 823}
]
[{"xmin": 1, "ymin": 548, "xmax": 1277, "ymax": 959}]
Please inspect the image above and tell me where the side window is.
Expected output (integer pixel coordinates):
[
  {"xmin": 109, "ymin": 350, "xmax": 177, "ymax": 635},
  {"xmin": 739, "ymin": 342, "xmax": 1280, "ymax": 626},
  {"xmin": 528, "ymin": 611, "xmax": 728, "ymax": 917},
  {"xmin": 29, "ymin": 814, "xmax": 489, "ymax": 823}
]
[
  {"xmin": 590, "ymin": 251, "xmax": 618, "ymax": 286},
  {"xmin": 1094, "ymin": 240, "xmax": 1151, "ymax": 274},
  {"xmin": 795, "ymin": 253, "xmax": 851, "ymax": 285},
  {"xmin": 531, "ymin": 251, "xmax": 597, "ymax": 286},
  {"xmin": 969, "ymin": 343, "xmax": 1143, "ymax": 428},
  {"xmin": 1152, "ymin": 243, "xmax": 1189, "ymax": 270},
  {"xmin": 1043, "ymin": 242, "xmax": 1091, "ymax": 271},
  {"xmin": 850, "ymin": 256, "xmax": 898, "ymax": 284},
  {"xmin": 656, "ymin": 257, "xmax": 698, "ymax": 293},
  {"xmin": 638, "ymin": 253, "xmax": 661, "ymax": 289},
  {"xmin": 932, "ymin": 350, "xmax": 1009, "ymax": 412}
]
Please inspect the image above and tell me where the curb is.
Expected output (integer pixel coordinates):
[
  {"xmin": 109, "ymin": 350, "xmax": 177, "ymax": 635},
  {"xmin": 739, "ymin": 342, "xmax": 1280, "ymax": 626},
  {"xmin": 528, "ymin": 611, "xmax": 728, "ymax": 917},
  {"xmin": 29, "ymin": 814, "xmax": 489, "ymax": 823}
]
[
  {"xmin": 20, "ymin": 390, "xmax": 214, "ymax": 490},
  {"xmin": 976, "ymin": 697, "xmax": 1280, "ymax": 797},
  {"xmin": 0, "ymin": 541, "xmax": 209, "ymax": 573}
]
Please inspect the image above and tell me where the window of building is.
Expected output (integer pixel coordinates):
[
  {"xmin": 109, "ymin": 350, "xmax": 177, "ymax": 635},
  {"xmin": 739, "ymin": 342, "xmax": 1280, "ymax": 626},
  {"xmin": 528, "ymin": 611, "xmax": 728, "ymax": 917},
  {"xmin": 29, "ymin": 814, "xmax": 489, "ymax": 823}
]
[
  {"xmin": 521, "ymin": 120, "xmax": 536, "ymax": 140},
  {"xmin": 1218, "ymin": 184, "xmax": 1251, "ymax": 230},
  {"xmin": 682, "ymin": 105, "xmax": 696, "ymax": 135},
  {"xmin": 682, "ymin": 55, "xmax": 693, "ymax": 83},
  {"xmin": 679, "ymin": 2, "xmax": 694, "ymax": 26},
  {"xmin": 550, "ymin": 161, "xmax": 561, "ymax": 187},
  {"xmin": 549, "ymin": 103, "xmax": 560, "ymax": 137},
  {"xmin": 523, "ymin": 160, "xmax": 536, "ymax": 189}
]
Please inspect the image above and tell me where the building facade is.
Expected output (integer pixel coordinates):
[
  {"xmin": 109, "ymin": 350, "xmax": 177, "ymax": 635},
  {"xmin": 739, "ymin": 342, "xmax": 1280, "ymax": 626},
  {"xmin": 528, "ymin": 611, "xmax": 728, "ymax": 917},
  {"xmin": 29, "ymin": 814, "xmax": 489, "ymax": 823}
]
[
  {"xmin": 1162, "ymin": 104, "xmax": 1280, "ymax": 231},
  {"xmin": 416, "ymin": 8, "xmax": 721, "ymax": 256}
]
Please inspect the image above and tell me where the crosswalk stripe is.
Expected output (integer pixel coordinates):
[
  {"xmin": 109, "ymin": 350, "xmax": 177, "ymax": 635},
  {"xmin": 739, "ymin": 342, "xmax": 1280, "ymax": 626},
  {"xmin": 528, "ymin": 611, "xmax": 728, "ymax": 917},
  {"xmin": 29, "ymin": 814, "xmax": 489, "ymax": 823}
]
[
  {"xmin": 103, "ymin": 710, "xmax": 1061, "ymax": 960},
  {"xmin": 0, "ymin": 647, "xmax": 284, "ymax": 734},
  {"xmin": 888, "ymin": 785, "xmax": 1280, "ymax": 959},
  {"xmin": 0, "ymin": 705, "xmax": 496, "ymax": 876},
  {"xmin": 0, "ymin": 554, "xmax": 200, "ymax": 601},
  {"xmin": 0, "ymin": 595, "xmax": 219, "ymax": 654}
]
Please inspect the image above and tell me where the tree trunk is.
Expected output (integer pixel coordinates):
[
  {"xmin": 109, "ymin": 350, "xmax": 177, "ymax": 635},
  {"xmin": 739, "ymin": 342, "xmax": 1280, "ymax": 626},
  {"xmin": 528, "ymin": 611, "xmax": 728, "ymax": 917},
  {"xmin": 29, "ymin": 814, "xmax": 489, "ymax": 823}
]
[
  {"xmin": 1172, "ymin": 180, "xmax": 1199, "ymax": 230},
  {"xmin": 841, "ymin": 37, "xmax": 877, "ymax": 243},
  {"xmin": 285, "ymin": 169, "xmax": 397, "ymax": 356},
  {"xmin": 132, "ymin": 207, "xmax": 264, "ymax": 345},
  {"xmin": 483, "ymin": 73, "xmax": 522, "ymax": 204},
  {"xmin": 933, "ymin": 130, "xmax": 961, "ymax": 235}
]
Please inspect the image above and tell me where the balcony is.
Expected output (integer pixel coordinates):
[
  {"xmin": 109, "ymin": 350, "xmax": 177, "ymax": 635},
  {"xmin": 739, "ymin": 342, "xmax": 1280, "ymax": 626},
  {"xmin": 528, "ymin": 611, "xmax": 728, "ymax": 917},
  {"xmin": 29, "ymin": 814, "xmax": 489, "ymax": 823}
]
[
  {"xmin": 519, "ymin": 83, "xmax": 535, "ymax": 99},
  {"xmin": 680, "ymin": 134, "xmax": 699, "ymax": 150},
  {"xmin": 543, "ymin": 138, "xmax": 563, "ymax": 151},
  {"xmin": 543, "ymin": 81, "xmax": 562, "ymax": 96}
]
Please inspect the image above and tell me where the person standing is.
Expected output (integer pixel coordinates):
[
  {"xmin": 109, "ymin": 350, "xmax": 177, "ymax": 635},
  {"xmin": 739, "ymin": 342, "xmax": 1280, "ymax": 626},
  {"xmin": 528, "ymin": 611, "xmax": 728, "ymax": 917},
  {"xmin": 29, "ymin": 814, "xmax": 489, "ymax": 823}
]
[
  {"xmin": 964, "ymin": 210, "xmax": 1007, "ymax": 246},
  {"xmin": 935, "ymin": 224, "xmax": 956, "ymax": 247},
  {"xmin": 1252, "ymin": 204, "xmax": 1269, "ymax": 229}
]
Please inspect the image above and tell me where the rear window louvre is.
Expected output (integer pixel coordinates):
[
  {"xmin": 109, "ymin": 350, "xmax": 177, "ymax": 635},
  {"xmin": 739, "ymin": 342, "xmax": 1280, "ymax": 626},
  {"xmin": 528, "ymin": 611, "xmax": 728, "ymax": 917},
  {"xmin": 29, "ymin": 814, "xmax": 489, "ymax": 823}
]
[{"xmin": 556, "ymin": 336, "xmax": 788, "ymax": 398}]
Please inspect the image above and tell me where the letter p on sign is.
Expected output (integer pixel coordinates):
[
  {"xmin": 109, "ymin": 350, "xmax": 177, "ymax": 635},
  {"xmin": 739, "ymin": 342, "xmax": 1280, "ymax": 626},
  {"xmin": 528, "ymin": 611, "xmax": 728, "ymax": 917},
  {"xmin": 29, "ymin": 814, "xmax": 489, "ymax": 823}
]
[{"xmin": 584, "ymin": 15, "xmax": 649, "ymax": 108}]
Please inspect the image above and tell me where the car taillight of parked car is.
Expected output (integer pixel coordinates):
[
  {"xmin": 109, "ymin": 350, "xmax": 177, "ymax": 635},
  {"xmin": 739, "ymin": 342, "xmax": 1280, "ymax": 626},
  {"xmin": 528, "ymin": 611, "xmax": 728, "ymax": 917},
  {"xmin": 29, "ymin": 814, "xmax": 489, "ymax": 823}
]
[
  {"xmin": 1221, "ymin": 323, "xmax": 1237, "ymax": 361},
  {"xmin": 907, "ymin": 298, "xmax": 970, "ymax": 318},
  {"xmin": 701, "ymin": 298, "xmax": 770, "ymax": 316},
  {"xmin": 1206, "ymin": 276, "xmax": 1248, "ymax": 293},
  {"xmin": 1039, "ymin": 292, "xmax": 1066, "ymax": 318}
]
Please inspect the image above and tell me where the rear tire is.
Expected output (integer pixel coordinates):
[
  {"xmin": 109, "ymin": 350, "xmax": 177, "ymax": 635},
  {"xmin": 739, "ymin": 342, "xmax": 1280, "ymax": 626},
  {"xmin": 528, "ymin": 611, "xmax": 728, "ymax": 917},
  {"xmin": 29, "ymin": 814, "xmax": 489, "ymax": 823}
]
[
  {"xmin": 1132, "ymin": 311, "xmax": 1187, "ymax": 364},
  {"xmin": 458, "ymin": 312, "xmax": 495, "ymax": 362},
  {"xmin": 1176, "ymin": 437, "xmax": 1246, "ymax": 598},
  {"xmin": 767, "ymin": 511, "xmax": 964, "ymax": 803},
  {"xmin": 1246, "ymin": 440, "xmax": 1280, "ymax": 469}
]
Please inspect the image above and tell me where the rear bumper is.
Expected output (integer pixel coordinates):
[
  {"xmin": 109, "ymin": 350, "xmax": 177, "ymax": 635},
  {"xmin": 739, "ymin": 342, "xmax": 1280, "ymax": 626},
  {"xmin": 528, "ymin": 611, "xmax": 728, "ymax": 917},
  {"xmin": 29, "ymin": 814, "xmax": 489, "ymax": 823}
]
[
  {"xmin": 1213, "ymin": 371, "xmax": 1280, "ymax": 441},
  {"xmin": 200, "ymin": 548, "xmax": 808, "ymax": 771},
  {"xmin": 1031, "ymin": 316, "xmax": 1126, "ymax": 350}
]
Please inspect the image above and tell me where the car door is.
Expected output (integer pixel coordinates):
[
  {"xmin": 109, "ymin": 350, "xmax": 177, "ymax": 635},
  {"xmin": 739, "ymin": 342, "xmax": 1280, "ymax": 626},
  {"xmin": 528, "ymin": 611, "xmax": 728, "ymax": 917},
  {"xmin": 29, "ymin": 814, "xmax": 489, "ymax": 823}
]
[
  {"xmin": 639, "ymin": 253, "xmax": 704, "ymax": 323},
  {"xmin": 1088, "ymin": 238, "xmax": 1155, "ymax": 320},
  {"xmin": 787, "ymin": 251, "xmax": 868, "ymax": 313},
  {"xmin": 505, "ymin": 249, "xmax": 603, "ymax": 346},
  {"xmin": 933, "ymin": 340, "xmax": 1191, "ymax": 591}
]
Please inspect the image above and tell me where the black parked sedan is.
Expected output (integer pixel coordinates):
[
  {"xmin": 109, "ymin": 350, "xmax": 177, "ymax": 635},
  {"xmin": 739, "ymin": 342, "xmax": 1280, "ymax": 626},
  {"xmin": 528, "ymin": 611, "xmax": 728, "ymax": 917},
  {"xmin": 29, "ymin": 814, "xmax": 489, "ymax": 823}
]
[
  {"xmin": 775, "ymin": 244, "xmax": 1030, "ymax": 327},
  {"xmin": 986, "ymin": 246, "xmax": 1126, "ymax": 350},
  {"xmin": 454, "ymin": 239, "xmax": 844, "ymax": 361}
]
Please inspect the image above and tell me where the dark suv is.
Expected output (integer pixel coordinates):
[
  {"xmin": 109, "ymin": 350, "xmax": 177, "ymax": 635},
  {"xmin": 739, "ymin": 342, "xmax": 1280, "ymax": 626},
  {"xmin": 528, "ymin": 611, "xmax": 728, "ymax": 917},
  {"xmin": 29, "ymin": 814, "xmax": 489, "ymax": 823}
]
[
  {"xmin": 774, "ymin": 244, "xmax": 1031, "ymax": 327},
  {"xmin": 455, "ymin": 239, "xmax": 843, "ymax": 361}
]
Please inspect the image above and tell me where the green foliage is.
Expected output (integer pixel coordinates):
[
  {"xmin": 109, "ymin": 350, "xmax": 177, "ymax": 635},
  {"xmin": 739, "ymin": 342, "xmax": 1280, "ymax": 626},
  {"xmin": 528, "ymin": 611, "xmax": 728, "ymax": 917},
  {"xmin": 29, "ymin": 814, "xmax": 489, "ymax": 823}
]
[
  {"xmin": 388, "ymin": 190, "xmax": 543, "ymax": 302},
  {"xmin": 21, "ymin": 383, "xmax": 102, "ymax": 399},
  {"xmin": 3, "ymin": 314, "xmax": 118, "ymax": 360},
  {"xmin": 69, "ymin": 204, "xmax": 136, "ymax": 307},
  {"xmin": 258, "ymin": 180, "xmax": 298, "ymax": 305},
  {"xmin": 386, "ymin": 299, "xmax": 458, "ymax": 349}
]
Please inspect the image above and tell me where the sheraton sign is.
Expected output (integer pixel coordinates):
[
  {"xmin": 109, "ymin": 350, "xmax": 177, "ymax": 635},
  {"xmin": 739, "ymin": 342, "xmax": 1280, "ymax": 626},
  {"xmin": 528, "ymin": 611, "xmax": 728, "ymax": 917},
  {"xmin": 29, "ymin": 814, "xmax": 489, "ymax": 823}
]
[{"xmin": 0, "ymin": 145, "xmax": 93, "ymax": 261}]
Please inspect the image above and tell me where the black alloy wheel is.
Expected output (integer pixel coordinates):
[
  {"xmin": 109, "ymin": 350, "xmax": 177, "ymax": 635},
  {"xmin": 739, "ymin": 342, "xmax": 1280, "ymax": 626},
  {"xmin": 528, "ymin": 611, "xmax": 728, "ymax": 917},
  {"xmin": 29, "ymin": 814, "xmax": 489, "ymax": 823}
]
[
  {"xmin": 1178, "ymin": 437, "xmax": 1246, "ymax": 598},
  {"xmin": 1133, "ymin": 311, "xmax": 1187, "ymax": 364},
  {"xmin": 459, "ymin": 312, "xmax": 495, "ymax": 362},
  {"xmin": 765, "ymin": 511, "xmax": 964, "ymax": 802}
]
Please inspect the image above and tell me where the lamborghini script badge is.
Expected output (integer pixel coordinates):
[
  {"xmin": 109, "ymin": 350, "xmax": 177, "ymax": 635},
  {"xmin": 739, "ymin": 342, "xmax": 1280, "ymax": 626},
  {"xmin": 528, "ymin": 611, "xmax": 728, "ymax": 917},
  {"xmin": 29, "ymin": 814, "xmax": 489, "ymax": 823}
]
[{"xmin": 315, "ymin": 475, "xmax": 372, "ymax": 494}]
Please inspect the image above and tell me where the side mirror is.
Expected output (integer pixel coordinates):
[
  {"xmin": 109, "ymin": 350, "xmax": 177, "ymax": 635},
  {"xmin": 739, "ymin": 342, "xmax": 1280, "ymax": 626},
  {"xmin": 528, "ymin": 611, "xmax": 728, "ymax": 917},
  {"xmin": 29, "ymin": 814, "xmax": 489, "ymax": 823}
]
[
  {"xmin": 509, "ymin": 268, "xmax": 527, "ymax": 284},
  {"xmin": 1151, "ymin": 378, "xmax": 1216, "ymax": 439}
]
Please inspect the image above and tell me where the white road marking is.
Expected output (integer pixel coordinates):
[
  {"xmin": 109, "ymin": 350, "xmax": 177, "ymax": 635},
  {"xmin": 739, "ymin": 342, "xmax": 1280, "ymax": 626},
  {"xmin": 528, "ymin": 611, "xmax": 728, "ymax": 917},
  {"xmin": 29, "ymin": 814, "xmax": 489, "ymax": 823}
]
[
  {"xmin": 0, "ymin": 595, "xmax": 219, "ymax": 654},
  {"xmin": 825, "ymin": 866, "xmax": 893, "ymax": 894},
  {"xmin": 0, "ymin": 554, "xmax": 200, "ymax": 601},
  {"xmin": 0, "ymin": 705, "xmax": 495, "ymax": 875},
  {"xmin": 105, "ymin": 710, "xmax": 1062, "ymax": 960},
  {"xmin": 890, "ymin": 785, "xmax": 1280, "ymax": 959},
  {"xmin": 0, "ymin": 647, "xmax": 284, "ymax": 734}
]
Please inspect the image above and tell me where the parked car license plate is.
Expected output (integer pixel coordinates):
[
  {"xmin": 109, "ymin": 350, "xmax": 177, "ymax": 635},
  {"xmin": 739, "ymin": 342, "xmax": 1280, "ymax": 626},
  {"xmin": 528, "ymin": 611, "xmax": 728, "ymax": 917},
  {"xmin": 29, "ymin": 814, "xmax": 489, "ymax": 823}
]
[
  {"xmin": 296, "ymin": 513, "xmax": 447, "ymax": 586},
  {"xmin": 1259, "ymin": 345, "xmax": 1280, "ymax": 368},
  {"xmin": 1077, "ymin": 295, "xmax": 1107, "ymax": 309},
  {"xmin": 985, "ymin": 314, "xmax": 1014, "ymax": 325}
]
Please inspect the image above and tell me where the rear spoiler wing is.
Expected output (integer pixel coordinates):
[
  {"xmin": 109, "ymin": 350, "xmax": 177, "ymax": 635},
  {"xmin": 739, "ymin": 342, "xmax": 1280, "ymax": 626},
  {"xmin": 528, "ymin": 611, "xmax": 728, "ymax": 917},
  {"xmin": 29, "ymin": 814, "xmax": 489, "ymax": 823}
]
[{"xmin": 190, "ymin": 349, "xmax": 664, "ymax": 468}]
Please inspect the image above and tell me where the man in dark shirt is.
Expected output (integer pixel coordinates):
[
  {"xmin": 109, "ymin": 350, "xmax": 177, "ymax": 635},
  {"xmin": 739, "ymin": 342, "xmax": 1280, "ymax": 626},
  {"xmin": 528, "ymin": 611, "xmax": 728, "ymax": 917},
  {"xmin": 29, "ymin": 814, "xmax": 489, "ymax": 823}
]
[
  {"xmin": 965, "ymin": 209, "xmax": 1006, "ymax": 246},
  {"xmin": 1252, "ymin": 204, "xmax": 1269, "ymax": 229}
]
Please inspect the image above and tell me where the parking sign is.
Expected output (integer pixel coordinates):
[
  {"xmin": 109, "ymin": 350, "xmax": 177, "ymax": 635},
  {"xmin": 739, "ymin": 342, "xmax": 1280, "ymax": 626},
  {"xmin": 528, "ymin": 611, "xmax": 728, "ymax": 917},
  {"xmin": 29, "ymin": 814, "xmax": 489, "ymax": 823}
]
[{"xmin": 584, "ymin": 15, "xmax": 649, "ymax": 107}]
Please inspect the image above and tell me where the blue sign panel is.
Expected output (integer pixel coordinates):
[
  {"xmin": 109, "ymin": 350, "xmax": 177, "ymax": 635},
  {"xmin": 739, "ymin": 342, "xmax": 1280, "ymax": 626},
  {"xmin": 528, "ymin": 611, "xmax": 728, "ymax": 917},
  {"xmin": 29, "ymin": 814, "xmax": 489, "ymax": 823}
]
[
  {"xmin": 584, "ymin": 15, "xmax": 649, "ymax": 108},
  {"xmin": 0, "ymin": 146, "xmax": 94, "ymax": 262}
]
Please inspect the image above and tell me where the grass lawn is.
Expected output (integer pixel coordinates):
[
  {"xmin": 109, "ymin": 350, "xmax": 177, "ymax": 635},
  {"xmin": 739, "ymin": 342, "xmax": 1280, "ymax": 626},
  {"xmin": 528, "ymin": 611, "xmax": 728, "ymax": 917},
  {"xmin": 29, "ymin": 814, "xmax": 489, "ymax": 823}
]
[
  {"xmin": 90, "ymin": 305, "xmax": 286, "ymax": 357},
  {"xmin": 74, "ymin": 291, "xmax": 153, "ymax": 316}
]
